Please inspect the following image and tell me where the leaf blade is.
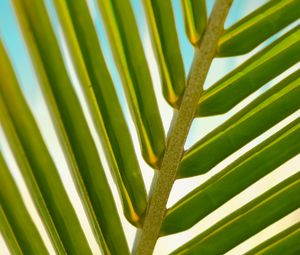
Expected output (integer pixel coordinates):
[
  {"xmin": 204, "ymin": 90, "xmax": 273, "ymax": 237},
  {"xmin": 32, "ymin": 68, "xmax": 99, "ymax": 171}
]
[
  {"xmin": 54, "ymin": 0, "xmax": 147, "ymax": 228},
  {"xmin": 9, "ymin": 0, "xmax": 129, "ymax": 253},
  {"xmin": 97, "ymin": 0, "xmax": 166, "ymax": 168},
  {"xmin": 197, "ymin": 25, "xmax": 300, "ymax": 117},
  {"xmin": 0, "ymin": 154, "xmax": 48, "ymax": 255},
  {"xmin": 171, "ymin": 172, "xmax": 300, "ymax": 254},
  {"xmin": 0, "ymin": 40, "xmax": 92, "ymax": 254},
  {"xmin": 143, "ymin": 0, "xmax": 186, "ymax": 107},
  {"xmin": 218, "ymin": 0, "xmax": 300, "ymax": 57},
  {"xmin": 0, "ymin": 205, "xmax": 23, "ymax": 255},
  {"xmin": 0, "ymin": 93, "xmax": 65, "ymax": 254},
  {"xmin": 180, "ymin": 69, "xmax": 300, "ymax": 178},
  {"xmin": 163, "ymin": 117, "xmax": 300, "ymax": 235},
  {"xmin": 245, "ymin": 222, "xmax": 300, "ymax": 255},
  {"xmin": 181, "ymin": 0, "xmax": 207, "ymax": 46}
]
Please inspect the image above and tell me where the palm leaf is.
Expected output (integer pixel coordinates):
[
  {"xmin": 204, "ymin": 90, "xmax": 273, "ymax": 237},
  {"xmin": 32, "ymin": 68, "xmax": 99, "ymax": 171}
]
[
  {"xmin": 247, "ymin": 223, "xmax": 300, "ymax": 255},
  {"xmin": 1, "ymin": 0, "xmax": 299, "ymax": 254},
  {"xmin": 143, "ymin": 0, "xmax": 186, "ymax": 107},
  {"xmin": 181, "ymin": 0, "xmax": 207, "ymax": 46},
  {"xmin": 180, "ymin": 70, "xmax": 300, "ymax": 177},
  {"xmin": 9, "ymin": 0, "xmax": 128, "ymax": 253},
  {"xmin": 245, "ymin": 222, "xmax": 300, "ymax": 255},
  {"xmin": 0, "ymin": 153, "xmax": 48, "ymax": 254},
  {"xmin": 218, "ymin": 0, "xmax": 300, "ymax": 56},
  {"xmin": 163, "ymin": 117, "xmax": 300, "ymax": 235},
  {"xmin": 171, "ymin": 172, "xmax": 300, "ymax": 254},
  {"xmin": 197, "ymin": 25, "xmax": 300, "ymax": 116},
  {"xmin": 96, "ymin": 0, "xmax": 166, "ymax": 167},
  {"xmin": 0, "ymin": 41, "xmax": 93, "ymax": 254},
  {"xmin": 0, "ymin": 87, "xmax": 65, "ymax": 254},
  {"xmin": 53, "ymin": 0, "xmax": 147, "ymax": 227},
  {"xmin": 0, "ymin": 205, "xmax": 22, "ymax": 255}
]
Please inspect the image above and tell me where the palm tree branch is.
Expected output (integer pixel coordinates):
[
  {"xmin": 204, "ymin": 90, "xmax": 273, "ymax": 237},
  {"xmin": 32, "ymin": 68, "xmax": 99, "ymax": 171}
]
[{"xmin": 133, "ymin": 1, "xmax": 233, "ymax": 254}]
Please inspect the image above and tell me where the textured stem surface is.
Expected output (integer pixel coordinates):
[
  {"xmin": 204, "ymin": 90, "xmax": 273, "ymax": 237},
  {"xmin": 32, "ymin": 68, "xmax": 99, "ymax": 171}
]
[{"xmin": 133, "ymin": 1, "xmax": 233, "ymax": 254}]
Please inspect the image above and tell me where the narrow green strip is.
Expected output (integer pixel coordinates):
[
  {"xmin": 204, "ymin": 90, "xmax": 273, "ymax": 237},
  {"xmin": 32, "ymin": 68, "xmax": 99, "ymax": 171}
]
[
  {"xmin": 97, "ymin": 0, "xmax": 166, "ymax": 168},
  {"xmin": 6, "ymin": 4, "xmax": 108, "ymax": 251},
  {"xmin": 0, "ymin": 94, "xmax": 65, "ymax": 254},
  {"xmin": 0, "ymin": 205, "xmax": 23, "ymax": 255},
  {"xmin": 0, "ymin": 154, "xmax": 48, "ymax": 254},
  {"xmin": 11, "ymin": 0, "xmax": 129, "ymax": 253},
  {"xmin": 180, "ymin": 70, "xmax": 300, "ymax": 177},
  {"xmin": 218, "ymin": 0, "xmax": 300, "ymax": 56},
  {"xmin": 172, "ymin": 172, "xmax": 300, "ymax": 254},
  {"xmin": 246, "ymin": 222, "xmax": 300, "ymax": 255},
  {"xmin": 181, "ymin": 0, "xmax": 207, "ymax": 46},
  {"xmin": 53, "ymin": 0, "xmax": 147, "ymax": 228},
  {"xmin": 0, "ymin": 40, "xmax": 91, "ymax": 254},
  {"xmin": 162, "ymin": 117, "xmax": 300, "ymax": 235},
  {"xmin": 143, "ymin": 0, "xmax": 186, "ymax": 107},
  {"xmin": 197, "ymin": 25, "xmax": 300, "ymax": 116}
]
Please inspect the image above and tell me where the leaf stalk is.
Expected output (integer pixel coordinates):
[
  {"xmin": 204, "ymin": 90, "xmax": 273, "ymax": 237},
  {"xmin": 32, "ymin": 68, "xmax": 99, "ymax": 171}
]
[{"xmin": 133, "ymin": 1, "xmax": 233, "ymax": 254}]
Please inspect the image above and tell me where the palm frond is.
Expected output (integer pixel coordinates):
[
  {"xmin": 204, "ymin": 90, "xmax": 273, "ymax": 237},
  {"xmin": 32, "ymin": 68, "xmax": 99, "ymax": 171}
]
[
  {"xmin": 172, "ymin": 171, "xmax": 300, "ymax": 254},
  {"xmin": 9, "ymin": 0, "xmax": 128, "ymax": 252},
  {"xmin": 163, "ymin": 117, "xmax": 300, "ymax": 235},
  {"xmin": 97, "ymin": 0, "xmax": 166, "ymax": 168},
  {"xmin": 143, "ymin": 0, "xmax": 186, "ymax": 107},
  {"xmin": 245, "ymin": 222, "xmax": 300, "ymax": 255},
  {"xmin": 1, "ymin": 0, "xmax": 299, "ymax": 254},
  {"xmin": 180, "ymin": 70, "xmax": 300, "ymax": 177},
  {"xmin": 218, "ymin": 0, "xmax": 300, "ymax": 56},
  {"xmin": 197, "ymin": 25, "xmax": 300, "ymax": 116},
  {"xmin": 0, "ymin": 40, "xmax": 95, "ymax": 254},
  {"xmin": 0, "ymin": 205, "xmax": 22, "ymax": 255},
  {"xmin": 53, "ymin": 0, "xmax": 147, "ymax": 228},
  {"xmin": 0, "ymin": 84, "xmax": 65, "ymax": 254},
  {"xmin": 181, "ymin": 0, "xmax": 207, "ymax": 46},
  {"xmin": 0, "ymin": 153, "xmax": 49, "ymax": 254}
]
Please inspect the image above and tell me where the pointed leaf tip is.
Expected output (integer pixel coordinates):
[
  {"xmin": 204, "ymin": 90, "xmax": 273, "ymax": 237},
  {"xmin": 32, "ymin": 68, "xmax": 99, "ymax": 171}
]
[
  {"xmin": 181, "ymin": 0, "xmax": 207, "ymax": 46},
  {"xmin": 143, "ymin": 0, "xmax": 186, "ymax": 108},
  {"xmin": 97, "ymin": 0, "xmax": 166, "ymax": 168}
]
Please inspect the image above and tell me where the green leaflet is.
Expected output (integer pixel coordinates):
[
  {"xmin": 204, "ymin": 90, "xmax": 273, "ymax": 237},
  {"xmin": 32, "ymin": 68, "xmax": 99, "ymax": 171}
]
[
  {"xmin": 197, "ymin": 25, "xmax": 300, "ymax": 116},
  {"xmin": 11, "ymin": 1, "xmax": 129, "ymax": 254},
  {"xmin": 179, "ymin": 70, "xmax": 300, "ymax": 178},
  {"xmin": 162, "ymin": 117, "xmax": 300, "ymax": 235},
  {"xmin": 0, "ymin": 94, "xmax": 65, "ymax": 254},
  {"xmin": 8, "ymin": 3, "xmax": 108, "ymax": 252},
  {"xmin": 0, "ymin": 41, "xmax": 91, "ymax": 254},
  {"xmin": 171, "ymin": 172, "xmax": 300, "ymax": 254},
  {"xmin": 143, "ymin": 0, "xmax": 186, "ymax": 108},
  {"xmin": 0, "ymin": 205, "xmax": 23, "ymax": 255},
  {"xmin": 246, "ymin": 222, "xmax": 300, "ymax": 255},
  {"xmin": 218, "ymin": 0, "xmax": 300, "ymax": 57},
  {"xmin": 0, "ymin": 154, "xmax": 48, "ymax": 254},
  {"xmin": 97, "ymin": 0, "xmax": 166, "ymax": 168},
  {"xmin": 181, "ymin": 0, "xmax": 207, "ymax": 46},
  {"xmin": 55, "ymin": 0, "xmax": 147, "ymax": 228}
]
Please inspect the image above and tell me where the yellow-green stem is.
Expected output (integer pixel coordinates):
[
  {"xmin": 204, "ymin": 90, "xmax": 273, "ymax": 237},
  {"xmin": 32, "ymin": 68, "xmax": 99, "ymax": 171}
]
[{"xmin": 133, "ymin": 1, "xmax": 233, "ymax": 254}]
